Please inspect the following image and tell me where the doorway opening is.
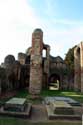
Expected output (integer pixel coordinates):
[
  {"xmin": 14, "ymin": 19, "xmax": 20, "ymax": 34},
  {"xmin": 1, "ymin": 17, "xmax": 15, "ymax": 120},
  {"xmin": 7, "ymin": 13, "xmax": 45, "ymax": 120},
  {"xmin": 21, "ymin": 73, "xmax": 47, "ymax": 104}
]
[{"xmin": 49, "ymin": 74, "xmax": 60, "ymax": 90}]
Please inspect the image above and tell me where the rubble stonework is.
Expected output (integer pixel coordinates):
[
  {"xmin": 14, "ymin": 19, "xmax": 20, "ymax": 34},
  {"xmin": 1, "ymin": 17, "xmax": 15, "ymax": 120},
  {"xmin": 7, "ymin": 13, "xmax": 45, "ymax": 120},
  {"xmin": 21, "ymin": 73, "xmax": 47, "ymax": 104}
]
[
  {"xmin": 0, "ymin": 28, "xmax": 68, "ymax": 95},
  {"xmin": 74, "ymin": 42, "xmax": 83, "ymax": 92},
  {"xmin": 29, "ymin": 29, "xmax": 43, "ymax": 94}
]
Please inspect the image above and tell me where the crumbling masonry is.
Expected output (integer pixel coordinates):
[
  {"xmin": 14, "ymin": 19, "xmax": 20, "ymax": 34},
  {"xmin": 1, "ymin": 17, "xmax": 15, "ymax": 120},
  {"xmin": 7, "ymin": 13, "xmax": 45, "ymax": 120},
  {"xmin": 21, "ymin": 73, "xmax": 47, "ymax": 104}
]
[
  {"xmin": 74, "ymin": 42, "xmax": 83, "ymax": 92},
  {"xmin": 0, "ymin": 29, "xmax": 68, "ymax": 95}
]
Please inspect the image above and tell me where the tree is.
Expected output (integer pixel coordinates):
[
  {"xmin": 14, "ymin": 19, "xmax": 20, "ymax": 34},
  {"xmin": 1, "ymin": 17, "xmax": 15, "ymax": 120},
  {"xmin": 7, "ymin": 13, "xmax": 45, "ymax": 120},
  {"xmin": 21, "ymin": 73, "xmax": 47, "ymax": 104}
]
[{"xmin": 64, "ymin": 46, "xmax": 76, "ymax": 76}]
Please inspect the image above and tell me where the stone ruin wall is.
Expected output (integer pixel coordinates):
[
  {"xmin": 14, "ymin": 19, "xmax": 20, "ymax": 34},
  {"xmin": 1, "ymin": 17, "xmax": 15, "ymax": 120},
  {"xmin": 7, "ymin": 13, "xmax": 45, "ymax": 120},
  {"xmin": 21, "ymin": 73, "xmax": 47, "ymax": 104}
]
[
  {"xmin": 18, "ymin": 53, "xmax": 26, "ymax": 65},
  {"xmin": 74, "ymin": 42, "xmax": 83, "ymax": 92},
  {"xmin": 0, "ymin": 28, "xmax": 76, "ymax": 95}
]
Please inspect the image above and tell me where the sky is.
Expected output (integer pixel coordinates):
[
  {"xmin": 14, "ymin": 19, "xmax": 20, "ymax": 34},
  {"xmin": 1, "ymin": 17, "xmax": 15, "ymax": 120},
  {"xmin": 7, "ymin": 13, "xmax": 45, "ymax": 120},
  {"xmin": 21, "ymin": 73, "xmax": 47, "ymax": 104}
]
[{"xmin": 0, "ymin": 0, "xmax": 83, "ymax": 64}]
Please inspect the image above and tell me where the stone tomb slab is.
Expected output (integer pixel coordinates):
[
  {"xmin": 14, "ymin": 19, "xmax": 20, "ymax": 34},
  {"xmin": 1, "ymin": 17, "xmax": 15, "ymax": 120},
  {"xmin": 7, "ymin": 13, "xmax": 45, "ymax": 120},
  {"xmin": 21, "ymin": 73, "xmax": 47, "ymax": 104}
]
[
  {"xmin": 0, "ymin": 97, "xmax": 32, "ymax": 118},
  {"xmin": 49, "ymin": 101, "xmax": 74, "ymax": 115},
  {"xmin": 54, "ymin": 97, "xmax": 81, "ymax": 106},
  {"xmin": 45, "ymin": 98, "xmax": 82, "ymax": 120},
  {"xmin": 44, "ymin": 96, "xmax": 81, "ymax": 106},
  {"xmin": 46, "ymin": 104, "xmax": 81, "ymax": 120},
  {"xmin": 4, "ymin": 98, "xmax": 27, "ymax": 112}
]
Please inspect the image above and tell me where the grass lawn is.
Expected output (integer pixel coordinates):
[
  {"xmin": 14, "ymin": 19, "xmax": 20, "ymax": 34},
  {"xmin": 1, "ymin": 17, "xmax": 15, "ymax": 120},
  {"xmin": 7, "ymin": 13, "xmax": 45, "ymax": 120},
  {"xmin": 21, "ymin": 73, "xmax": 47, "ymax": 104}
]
[
  {"xmin": 41, "ymin": 89, "xmax": 83, "ymax": 103},
  {"xmin": 16, "ymin": 89, "xmax": 83, "ymax": 103},
  {"xmin": 1, "ymin": 89, "xmax": 83, "ymax": 104},
  {"xmin": 0, "ymin": 117, "xmax": 81, "ymax": 125}
]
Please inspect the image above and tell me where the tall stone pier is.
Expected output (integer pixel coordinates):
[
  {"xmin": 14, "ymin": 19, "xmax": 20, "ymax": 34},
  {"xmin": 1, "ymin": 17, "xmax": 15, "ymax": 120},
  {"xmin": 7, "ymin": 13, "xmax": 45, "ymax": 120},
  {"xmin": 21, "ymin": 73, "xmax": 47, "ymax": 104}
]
[
  {"xmin": 74, "ymin": 42, "xmax": 83, "ymax": 92},
  {"xmin": 80, "ymin": 42, "xmax": 83, "ymax": 92},
  {"xmin": 29, "ymin": 29, "xmax": 43, "ymax": 94},
  {"xmin": 74, "ymin": 46, "xmax": 81, "ymax": 91}
]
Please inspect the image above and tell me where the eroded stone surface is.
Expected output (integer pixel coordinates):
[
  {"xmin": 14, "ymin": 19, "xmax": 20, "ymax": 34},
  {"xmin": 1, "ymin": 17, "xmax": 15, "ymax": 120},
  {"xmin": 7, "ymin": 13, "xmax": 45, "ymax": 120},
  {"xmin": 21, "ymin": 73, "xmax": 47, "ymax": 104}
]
[
  {"xmin": 4, "ymin": 97, "xmax": 27, "ymax": 112},
  {"xmin": 29, "ymin": 29, "xmax": 43, "ymax": 94},
  {"xmin": 0, "ymin": 97, "xmax": 32, "ymax": 118},
  {"xmin": 0, "ymin": 28, "xmax": 74, "ymax": 95},
  {"xmin": 6, "ymin": 98, "xmax": 26, "ymax": 105},
  {"xmin": 45, "ymin": 96, "xmax": 82, "ymax": 120},
  {"xmin": 44, "ymin": 96, "xmax": 81, "ymax": 106},
  {"xmin": 74, "ymin": 42, "xmax": 83, "ymax": 92}
]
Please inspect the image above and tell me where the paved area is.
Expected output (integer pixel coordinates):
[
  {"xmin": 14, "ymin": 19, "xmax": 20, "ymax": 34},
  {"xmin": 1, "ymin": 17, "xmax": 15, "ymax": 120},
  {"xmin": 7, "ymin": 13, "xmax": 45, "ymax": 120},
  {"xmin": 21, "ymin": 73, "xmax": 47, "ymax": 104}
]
[{"xmin": 30, "ymin": 104, "xmax": 48, "ymax": 122}]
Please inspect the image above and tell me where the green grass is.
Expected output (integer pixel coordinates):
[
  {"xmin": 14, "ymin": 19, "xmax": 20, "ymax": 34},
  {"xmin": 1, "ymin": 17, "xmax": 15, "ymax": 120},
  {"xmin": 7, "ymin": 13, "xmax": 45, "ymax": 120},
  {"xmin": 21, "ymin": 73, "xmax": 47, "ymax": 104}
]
[
  {"xmin": 0, "ymin": 89, "xmax": 83, "ymax": 104},
  {"xmin": 0, "ymin": 117, "xmax": 81, "ymax": 125},
  {"xmin": 41, "ymin": 89, "xmax": 83, "ymax": 103},
  {"xmin": 41, "ymin": 89, "xmax": 81, "ymax": 96},
  {"xmin": 15, "ymin": 89, "xmax": 28, "ymax": 98},
  {"xmin": 13, "ymin": 89, "xmax": 83, "ymax": 103}
]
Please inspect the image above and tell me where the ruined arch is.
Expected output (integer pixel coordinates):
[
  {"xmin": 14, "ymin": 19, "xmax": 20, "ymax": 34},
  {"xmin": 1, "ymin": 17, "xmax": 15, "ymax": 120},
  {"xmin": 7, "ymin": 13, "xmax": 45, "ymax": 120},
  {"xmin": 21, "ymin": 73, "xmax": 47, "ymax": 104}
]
[{"xmin": 49, "ymin": 73, "xmax": 61, "ymax": 90}]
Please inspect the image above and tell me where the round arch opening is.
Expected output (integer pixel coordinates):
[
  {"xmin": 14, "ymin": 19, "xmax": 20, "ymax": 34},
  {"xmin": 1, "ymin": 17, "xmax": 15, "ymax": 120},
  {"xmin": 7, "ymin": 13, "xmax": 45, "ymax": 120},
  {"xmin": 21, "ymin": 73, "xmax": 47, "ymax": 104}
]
[{"xmin": 49, "ymin": 74, "xmax": 60, "ymax": 90}]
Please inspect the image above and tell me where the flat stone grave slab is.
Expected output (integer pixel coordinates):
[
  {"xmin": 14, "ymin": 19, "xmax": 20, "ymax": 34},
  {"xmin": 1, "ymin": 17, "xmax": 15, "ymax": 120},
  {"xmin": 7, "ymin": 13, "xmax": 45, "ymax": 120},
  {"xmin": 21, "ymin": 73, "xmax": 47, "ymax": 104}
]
[
  {"xmin": 44, "ymin": 97, "xmax": 82, "ymax": 120},
  {"xmin": 46, "ymin": 104, "xmax": 81, "ymax": 120},
  {"xmin": 43, "ymin": 97, "xmax": 55, "ymax": 105},
  {"xmin": 0, "ymin": 97, "xmax": 32, "ymax": 118},
  {"xmin": 50, "ymin": 101, "xmax": 74, "ymax": 115},
  {"xmin": 44, "ymin": 96, "xmax": 81, "ymax": 106},
  {"xmin": 54, "ymin": 97, "xmax": 81, "ymax": 106},
  {"xmin": 4, "ymin": 98, "xmax": 27, "ymax": 112}
]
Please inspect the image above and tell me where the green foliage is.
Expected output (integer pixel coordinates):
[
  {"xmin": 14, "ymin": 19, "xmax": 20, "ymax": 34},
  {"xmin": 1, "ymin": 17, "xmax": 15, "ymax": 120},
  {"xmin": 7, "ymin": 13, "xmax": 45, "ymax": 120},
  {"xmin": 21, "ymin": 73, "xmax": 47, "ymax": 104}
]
[
  {"xmin": 64, "ymin": 46, "xmax": 76, "ymax": 76},
  {"xmin": 15, "ymin": 89, "xmax": 28, "ymax": 98}
]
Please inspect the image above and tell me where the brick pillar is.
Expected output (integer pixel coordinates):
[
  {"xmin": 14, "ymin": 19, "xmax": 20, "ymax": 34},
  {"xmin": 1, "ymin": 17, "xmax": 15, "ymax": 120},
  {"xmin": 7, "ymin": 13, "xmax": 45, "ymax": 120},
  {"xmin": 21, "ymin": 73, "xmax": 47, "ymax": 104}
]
[{"xmin": 29, "ymin": 29, "xmax": 43, "ymax": 94}]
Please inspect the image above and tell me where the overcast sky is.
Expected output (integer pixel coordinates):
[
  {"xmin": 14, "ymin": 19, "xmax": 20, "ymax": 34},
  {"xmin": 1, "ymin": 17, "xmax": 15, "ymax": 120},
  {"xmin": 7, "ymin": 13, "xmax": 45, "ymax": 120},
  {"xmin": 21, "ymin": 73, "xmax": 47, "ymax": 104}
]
[{"xmin": 0, "ymin": 0, "xmax": 83, "ymax": 64}]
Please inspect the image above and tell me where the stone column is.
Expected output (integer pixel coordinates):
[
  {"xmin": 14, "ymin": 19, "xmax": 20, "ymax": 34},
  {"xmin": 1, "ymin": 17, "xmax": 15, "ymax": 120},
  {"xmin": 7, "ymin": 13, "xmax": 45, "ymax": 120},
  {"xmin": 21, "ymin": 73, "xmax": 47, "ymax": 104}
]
[
  {"xmin": 0, "ymin": 79, "xmax": 1, "ymax": 94},
  {"xmin": 80, "ymin": 42, "xmax": 83, "ymax": 92},
  {"xmin": 74, "ymin": 46, "xmax": 81, "ymax": 91},
  {"xmin": 46, "ymin": 46, "xmax": 50, "ymax": 87},
  {"xmin": 29, "ymin": 29, "xmax": 43, "ymax": 94},
  {"xmin": 43, "ymin": 45, "xmax": 50, "ymax": 88},
  {"xmin": 46, "ymin": 46, "xmax": 50, "ymax": 74}
]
